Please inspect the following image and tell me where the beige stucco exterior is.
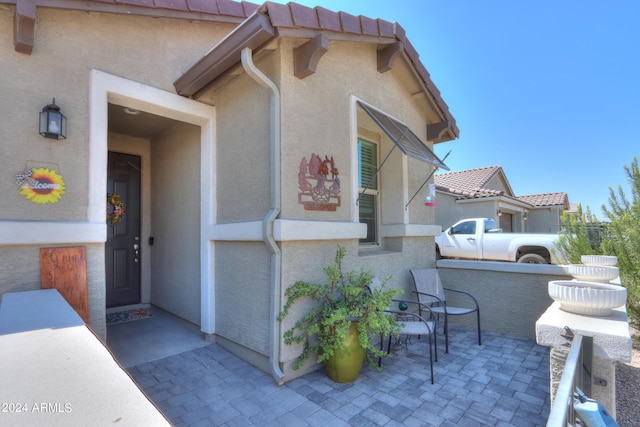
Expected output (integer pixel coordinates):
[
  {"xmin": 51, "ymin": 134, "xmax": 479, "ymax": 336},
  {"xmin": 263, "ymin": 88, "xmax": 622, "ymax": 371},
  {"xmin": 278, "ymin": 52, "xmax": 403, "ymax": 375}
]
[
  {"xmin": 0, "ymin": 7, "xmax": 231, "ymax": 338},
  {"xmin": 526, "ymin": 207, "xmax": 564, "ymax": 233},
  {"xmin": 197, "ymin": 35, "xmax": 444, "ymax": 379},
  {"xmin": 1, "ymin": 3, "xmax": 455, "ymax": 383}
]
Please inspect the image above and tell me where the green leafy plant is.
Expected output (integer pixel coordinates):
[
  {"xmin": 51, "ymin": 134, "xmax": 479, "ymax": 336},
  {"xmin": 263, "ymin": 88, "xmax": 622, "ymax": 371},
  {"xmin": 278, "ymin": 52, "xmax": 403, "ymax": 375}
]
[
  {"xmin": 601, "ymin": 157, "xmax": 640, "ymax": 331},
  {"xmin": 278, "ymin": 245, "xmax": 402, "ymax": 371},
  {"xmin": 555, "ymin": 205, "xmax": 604, "ymax": 264}
]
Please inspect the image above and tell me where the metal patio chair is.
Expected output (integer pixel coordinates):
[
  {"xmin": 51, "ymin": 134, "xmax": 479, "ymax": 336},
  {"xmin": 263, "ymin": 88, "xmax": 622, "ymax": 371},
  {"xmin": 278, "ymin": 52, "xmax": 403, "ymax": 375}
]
[
  {"xmin": 410, "ymin": 269, "xmax": 481, "ymax": 353},
  {"xmin": 370, "ymin": 278, "xmax": 438, "ymax": 384}
]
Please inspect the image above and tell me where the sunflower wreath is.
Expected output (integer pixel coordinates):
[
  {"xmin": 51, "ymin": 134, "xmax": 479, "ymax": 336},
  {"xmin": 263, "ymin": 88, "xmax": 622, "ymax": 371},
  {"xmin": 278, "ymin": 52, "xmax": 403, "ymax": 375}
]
[{"xmin": 106, "ymin": 193, "xmax": 126, "ymax": 227}]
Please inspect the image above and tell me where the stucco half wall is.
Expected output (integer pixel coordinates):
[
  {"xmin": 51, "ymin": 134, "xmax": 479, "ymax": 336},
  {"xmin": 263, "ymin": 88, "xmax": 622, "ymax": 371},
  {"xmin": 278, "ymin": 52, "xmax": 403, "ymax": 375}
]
[{"xmin": 436, "ymin": 259, "xmax": 573, "ymax": 339}]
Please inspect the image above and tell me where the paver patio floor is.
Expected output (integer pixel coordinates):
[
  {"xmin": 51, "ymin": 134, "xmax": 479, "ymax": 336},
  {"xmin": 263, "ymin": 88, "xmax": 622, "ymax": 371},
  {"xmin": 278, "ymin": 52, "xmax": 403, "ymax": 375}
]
[{"xmin": 127, "ymin": 325, "xmax": 550, "ymax": 426}]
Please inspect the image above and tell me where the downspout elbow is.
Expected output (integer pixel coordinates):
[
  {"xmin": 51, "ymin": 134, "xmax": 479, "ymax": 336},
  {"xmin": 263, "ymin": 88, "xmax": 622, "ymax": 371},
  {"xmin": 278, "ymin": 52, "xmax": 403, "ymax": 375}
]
[{"xmin": 240, "ymin": 47, "xmax": 285, "ymax": 385}]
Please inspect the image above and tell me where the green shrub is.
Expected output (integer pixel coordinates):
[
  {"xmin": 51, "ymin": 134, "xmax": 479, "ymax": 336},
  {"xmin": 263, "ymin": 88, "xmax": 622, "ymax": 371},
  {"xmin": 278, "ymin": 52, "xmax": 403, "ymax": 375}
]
[
  {"xmin": 278, "ymin": 245, "xmax": 402, "ymax": 371},
  {"xmin": 601, "ymin": 157, "xmax": 640, "ymax": 331},
  {"xmin": 555, "ymin": 205, "xmax": 603, "ymax": 264}
]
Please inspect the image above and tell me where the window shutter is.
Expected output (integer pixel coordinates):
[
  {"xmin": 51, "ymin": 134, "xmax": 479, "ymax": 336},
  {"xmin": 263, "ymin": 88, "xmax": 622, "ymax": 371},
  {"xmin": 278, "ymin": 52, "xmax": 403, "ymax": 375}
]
[{"xmin": 358, "ymin": 139, "xmax": 378, "ymax": 190}]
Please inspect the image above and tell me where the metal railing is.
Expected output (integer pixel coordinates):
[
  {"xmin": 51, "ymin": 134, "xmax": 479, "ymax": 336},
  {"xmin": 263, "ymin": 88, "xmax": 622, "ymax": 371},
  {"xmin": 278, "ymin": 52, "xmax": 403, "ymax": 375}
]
[{"xmin": 546, "ymin": 331, "xmax": 594, "ymax": 427}]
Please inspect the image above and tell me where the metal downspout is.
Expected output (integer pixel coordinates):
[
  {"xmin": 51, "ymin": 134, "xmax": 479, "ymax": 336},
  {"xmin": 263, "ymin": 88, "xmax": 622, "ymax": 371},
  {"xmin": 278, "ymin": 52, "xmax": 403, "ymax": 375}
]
[{"xmin": 240, "ymin": 47, "xmax": 285, "ymax": 385}]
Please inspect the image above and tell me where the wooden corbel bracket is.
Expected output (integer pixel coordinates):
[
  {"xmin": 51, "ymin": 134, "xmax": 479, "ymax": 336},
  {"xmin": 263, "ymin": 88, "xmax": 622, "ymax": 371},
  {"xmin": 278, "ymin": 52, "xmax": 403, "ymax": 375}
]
[
  {"xmin": 427, "ymin": 120, "xmax": 450, "ymax": 142},
  {"xmin": 377, "ymin": 41, "xmax": 404, "ymax": 73},
  {"xmin": 14, "ymin": 0, "xmax": 36, "ymax": 55},
  {"xmin": 293, "ymin": 34, "xmax": 329, "ymax": 79}
]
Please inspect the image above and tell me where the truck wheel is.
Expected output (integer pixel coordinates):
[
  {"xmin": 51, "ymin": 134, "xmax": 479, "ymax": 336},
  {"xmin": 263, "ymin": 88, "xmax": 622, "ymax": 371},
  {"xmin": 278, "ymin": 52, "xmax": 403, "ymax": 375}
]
[{"xmin": 517, "ymin": 253, "xmax": 547, "ymax": 264}]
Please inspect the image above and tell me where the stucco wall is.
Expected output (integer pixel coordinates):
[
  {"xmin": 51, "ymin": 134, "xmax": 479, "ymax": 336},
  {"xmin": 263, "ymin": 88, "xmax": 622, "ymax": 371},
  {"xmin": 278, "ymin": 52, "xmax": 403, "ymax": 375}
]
[
  {"xmin": 0, "ymin": 7, "xmax": 230, "ymax": 335},
  {"xmin": 528, "ymin": 207, "xmax": 562, "ymax": 233},
  {"xmin": 278, "ymin": 39, "xmax": 436, "ymax": 226},
  {"xmin": 210, "ymin": 51, "xmax": 275, "ymax": 224},
  {"xmin": 0, "ymin": 7, "xmax": 232, "ymax": 221},
  {"xmin": 437, "ymin": 259, "xmax": 572, "ymax": 338},
  {"xmin": 150, "ymin": 123, "xmax": 201, "ymax": 325},
  {"xmin": 214, "ymin": 241, "xmax": 271, "ymax": 355},
  {"xmin": 434, "ymin": 193, "xmax": 464, "ymax": 229}
]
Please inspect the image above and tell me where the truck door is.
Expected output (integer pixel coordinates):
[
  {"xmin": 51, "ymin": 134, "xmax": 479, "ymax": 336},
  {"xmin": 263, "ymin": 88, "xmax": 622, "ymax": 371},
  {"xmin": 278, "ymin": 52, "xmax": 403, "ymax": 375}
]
[{"xmin": 447, "ymin": 220, "xmax": 481, "ymax": 259}]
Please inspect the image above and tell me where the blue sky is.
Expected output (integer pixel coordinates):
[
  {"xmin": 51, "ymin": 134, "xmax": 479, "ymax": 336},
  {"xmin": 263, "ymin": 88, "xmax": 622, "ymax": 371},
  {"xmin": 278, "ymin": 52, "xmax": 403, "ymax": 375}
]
[{"xmin": 269, "ymin": 0, "xmax": 639, "ymax": 220}]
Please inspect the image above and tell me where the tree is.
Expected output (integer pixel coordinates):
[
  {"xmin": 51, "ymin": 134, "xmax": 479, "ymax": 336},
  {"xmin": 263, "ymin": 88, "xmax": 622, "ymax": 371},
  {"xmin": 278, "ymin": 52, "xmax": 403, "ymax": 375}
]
[{"xmin": 602, "ymin": 157, "xmax": 640, "ymax": 331}]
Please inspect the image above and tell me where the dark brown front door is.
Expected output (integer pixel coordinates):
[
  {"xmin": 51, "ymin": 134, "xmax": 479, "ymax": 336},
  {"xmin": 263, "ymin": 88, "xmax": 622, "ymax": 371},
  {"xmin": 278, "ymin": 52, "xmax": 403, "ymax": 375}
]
[{"xmin": 106, "ymin": 152, "xmax": 141, "ymax": 308}]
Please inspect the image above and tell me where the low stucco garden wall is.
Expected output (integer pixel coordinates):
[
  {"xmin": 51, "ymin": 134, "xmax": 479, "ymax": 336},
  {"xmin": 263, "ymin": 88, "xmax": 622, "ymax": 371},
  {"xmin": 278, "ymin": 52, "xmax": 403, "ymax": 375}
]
[{"xmin": 436, "ymin": 259, "xmax": 573, "ymax": 339}]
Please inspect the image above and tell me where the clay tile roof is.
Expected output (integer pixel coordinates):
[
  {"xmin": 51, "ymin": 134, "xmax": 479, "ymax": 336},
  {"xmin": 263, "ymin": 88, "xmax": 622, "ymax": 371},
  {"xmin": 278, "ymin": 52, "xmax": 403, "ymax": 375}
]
[
  {"xmin": 41, "ymin": 0, "xmax": 260, "ymax": 20},
  {"xmin": 517, "ymin": 192, "xmax": 569, "ymax": 207},
  {"xmin": 435, "ymin": 166, "xmax": 504, "ymax": 198},
  {"xmin": 359, "ymin": 15, "xmax": 379, "ymax": 36},
  {"xmin": 289, "ymin": 2, "xmax": 320, "ymax": 28},
  {"xmin": 258, "ymin": 2, "xmax": 458, "ymax": 139},
  {"xmin": 316, "ymin": 6, "xmax": 342, "ymax": 31}
]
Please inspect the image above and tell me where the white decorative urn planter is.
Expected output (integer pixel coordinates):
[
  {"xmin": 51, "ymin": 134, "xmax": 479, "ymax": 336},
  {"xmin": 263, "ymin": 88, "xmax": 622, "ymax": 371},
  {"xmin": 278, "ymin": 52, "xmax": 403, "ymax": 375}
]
[
  {"xmin": 581, "ymin": 255, "xmax": 618, "ymax": 266},
  {"xmin": 567, "ymin": 264, "xmax": 619, "ymax": 283},
  {"xmin": 548, "ymin": 280, "xmax": 627, "ymax": 317}
]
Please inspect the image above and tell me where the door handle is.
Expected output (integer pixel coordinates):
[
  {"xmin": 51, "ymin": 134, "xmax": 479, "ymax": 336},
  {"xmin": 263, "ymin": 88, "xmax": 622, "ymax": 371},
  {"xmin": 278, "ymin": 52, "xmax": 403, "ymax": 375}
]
[
  {"xmin": 467, "ymin": 237, "xmax": 476, "ymax": 241},
  {"xmin": 133, "ymin": 243, "xmax": 140, "ymax": 263}
]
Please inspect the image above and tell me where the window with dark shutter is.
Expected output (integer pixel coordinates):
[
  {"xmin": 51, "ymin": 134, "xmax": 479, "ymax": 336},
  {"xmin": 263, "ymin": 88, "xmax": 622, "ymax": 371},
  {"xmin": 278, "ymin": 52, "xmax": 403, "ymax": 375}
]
[{"xmin": 358, "ymin": 139, "xmax": 379, "ymax": 245}]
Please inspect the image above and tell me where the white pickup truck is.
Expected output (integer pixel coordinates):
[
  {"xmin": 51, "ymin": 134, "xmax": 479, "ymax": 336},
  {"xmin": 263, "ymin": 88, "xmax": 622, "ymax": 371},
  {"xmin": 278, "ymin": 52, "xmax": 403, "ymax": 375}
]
[{"xmin": 435, "ymin": 218, "xmax": 561, "ymax": 264}]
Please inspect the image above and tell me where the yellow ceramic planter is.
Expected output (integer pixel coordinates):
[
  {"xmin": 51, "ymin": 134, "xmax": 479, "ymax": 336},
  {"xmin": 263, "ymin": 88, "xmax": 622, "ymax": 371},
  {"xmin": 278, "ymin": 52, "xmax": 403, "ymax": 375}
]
[{"xmin": 323, "ymin": 322, "xmax": 366, "ymax": 383}]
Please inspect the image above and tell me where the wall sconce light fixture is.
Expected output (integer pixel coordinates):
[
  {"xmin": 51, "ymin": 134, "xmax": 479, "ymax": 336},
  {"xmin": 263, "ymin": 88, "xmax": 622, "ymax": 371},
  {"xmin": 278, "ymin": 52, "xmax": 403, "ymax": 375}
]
[
  {"xmin": 523, "ymin": 213, "xmax": 528, "ymax": 221},
  {"xmin": 39, "ymin": 98, "xmax": 67, "ymax": 140},
  {"xmin": 497, "ymin": 209, "xmax": 502, "ymax": 217}
]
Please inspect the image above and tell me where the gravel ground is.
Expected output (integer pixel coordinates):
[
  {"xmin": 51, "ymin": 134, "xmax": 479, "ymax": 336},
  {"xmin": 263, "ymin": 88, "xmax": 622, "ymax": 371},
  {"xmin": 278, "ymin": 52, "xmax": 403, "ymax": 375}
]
[{"xmin": 616, "ymin": 330, "xmax": 640, "ymax": 427}]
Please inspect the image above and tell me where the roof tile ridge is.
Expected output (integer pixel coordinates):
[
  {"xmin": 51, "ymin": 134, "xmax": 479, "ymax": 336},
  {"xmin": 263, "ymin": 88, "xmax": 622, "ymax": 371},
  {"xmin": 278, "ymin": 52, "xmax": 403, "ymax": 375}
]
[{"xmin": 520, "ymin": 191, "xmax": 566, "ymax": 197}]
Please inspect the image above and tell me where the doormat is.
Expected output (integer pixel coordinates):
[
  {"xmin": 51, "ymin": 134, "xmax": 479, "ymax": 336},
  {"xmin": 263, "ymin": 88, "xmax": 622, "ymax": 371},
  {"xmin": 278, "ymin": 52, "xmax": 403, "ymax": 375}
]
[{"xmin": 106, "ymin": 308, "xmax": 153, "ymax": 325}]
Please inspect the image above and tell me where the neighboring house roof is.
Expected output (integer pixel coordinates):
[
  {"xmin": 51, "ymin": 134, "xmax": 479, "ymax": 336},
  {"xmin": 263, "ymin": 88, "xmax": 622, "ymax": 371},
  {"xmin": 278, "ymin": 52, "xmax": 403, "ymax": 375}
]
[
  {"xmin": 517, "ymin": 192, "xmax": 569, "ymax": 208},
  {"xmin": 435, "ymin": 165, "xmax": 570, "ymax": 209},
  {"xmin": 434, "ymin": 166, "xmax": 511, "ymax": 198}
]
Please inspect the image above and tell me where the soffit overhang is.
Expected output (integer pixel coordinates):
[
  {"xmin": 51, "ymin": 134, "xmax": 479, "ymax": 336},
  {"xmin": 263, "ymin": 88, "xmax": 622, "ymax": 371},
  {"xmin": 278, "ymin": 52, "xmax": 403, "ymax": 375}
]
[{"xmin": 173, "ymin": 11, "xmax": 276, "ymax": 98}]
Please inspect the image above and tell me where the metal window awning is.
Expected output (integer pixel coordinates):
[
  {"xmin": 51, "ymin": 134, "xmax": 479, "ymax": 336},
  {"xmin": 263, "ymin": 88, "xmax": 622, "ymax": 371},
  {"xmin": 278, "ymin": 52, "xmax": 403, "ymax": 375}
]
[
  {"xmin": 357, "ymin": 101, "xmax": 451, "ymax": 208},
  {"xmin": 357, "ymin": 101, "xmax": 449, "ymax": 170}
]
